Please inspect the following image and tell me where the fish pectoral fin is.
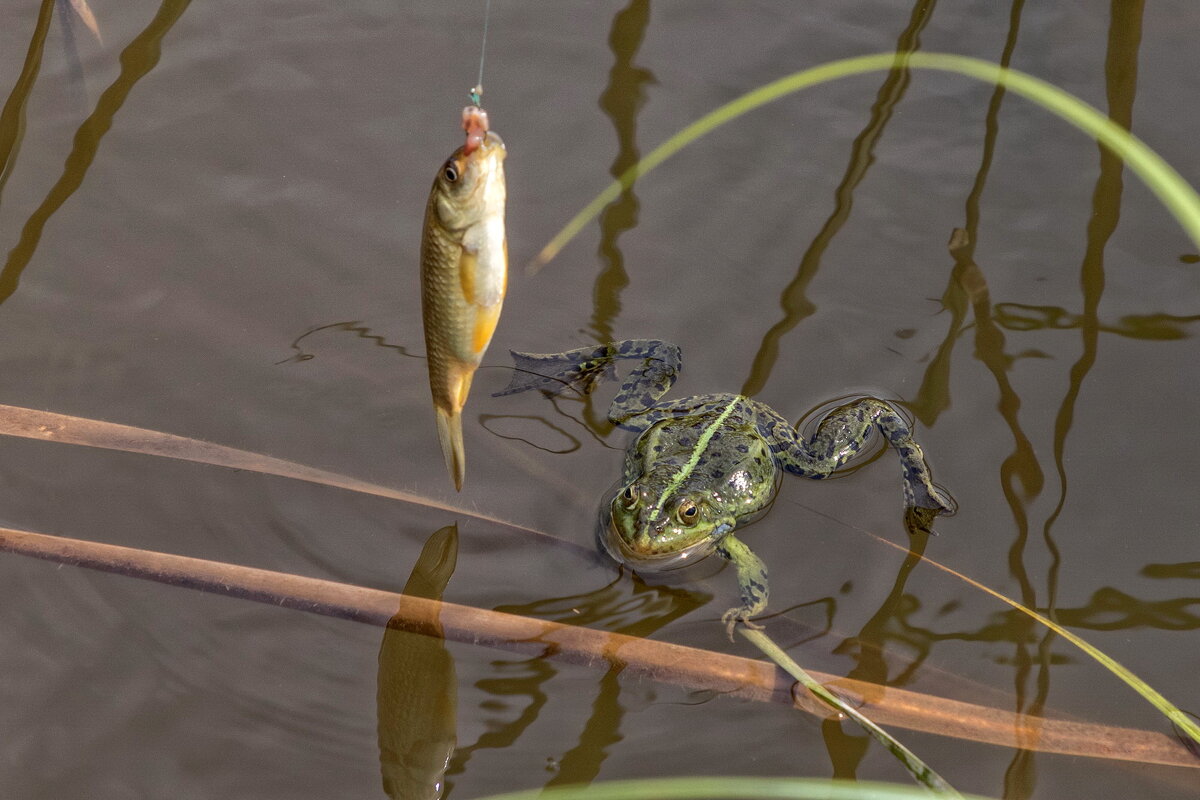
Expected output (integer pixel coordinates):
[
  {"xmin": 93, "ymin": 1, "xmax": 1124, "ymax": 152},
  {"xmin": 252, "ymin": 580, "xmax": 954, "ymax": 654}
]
[{"xmin": 457, "ymin": 243, "xmax": 507, "ymax": 308}]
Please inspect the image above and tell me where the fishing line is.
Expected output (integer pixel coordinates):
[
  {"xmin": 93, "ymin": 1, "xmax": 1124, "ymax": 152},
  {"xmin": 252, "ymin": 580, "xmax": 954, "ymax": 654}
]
[{"xmin": 470, "ymin": 0, "xmax": 492, "ymax": 106}]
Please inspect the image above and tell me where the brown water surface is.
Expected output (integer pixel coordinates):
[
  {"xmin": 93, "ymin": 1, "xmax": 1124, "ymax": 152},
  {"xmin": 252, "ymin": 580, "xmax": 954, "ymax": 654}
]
[{"xmin": 1, "ymin": 1, "xmax": 1199, "ymax": 797}]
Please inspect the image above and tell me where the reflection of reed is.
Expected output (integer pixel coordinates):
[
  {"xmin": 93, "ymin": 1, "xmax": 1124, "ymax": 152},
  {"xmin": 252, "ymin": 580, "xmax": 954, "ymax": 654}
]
[
  {"xmin": 901, "ymin": 4, "xmax": 1150, "ymax": 789},
  {"xmin": 897, "ymin": 2, "xmax": 1043, "ymax": 790},
  {"xmin": 0, "ymin": 0, "xmax": 193, "ymax": 306},
  {"xmin": 588, "ymin": 0, "xmax": 655, "ymax": 345},
  {"xmin": 758, "ymin": 0, "xmax": 937, "ymax": 778},
  {"xmin": 0, "ymin": 0, "xmax": 55, "ymax": 201},
  {"xmin": 1014, "ymin": 5, "xmax": 1145, "ymax": 794},
  {"xmin": 740, "ymin": 0, "xmax": 936, "ymax": 397}
]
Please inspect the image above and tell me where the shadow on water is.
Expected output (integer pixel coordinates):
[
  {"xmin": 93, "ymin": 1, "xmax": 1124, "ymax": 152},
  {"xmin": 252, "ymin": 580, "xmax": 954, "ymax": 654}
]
[
  {"xmin": 0, "ymin": 0, "xmax": 192, "ymax": 307},
  {"xmin": 588, "ymin": 0, "xmax": 655, "ymax": 346},
  {"xmin": 378, "ymin": 524, "xmax": 459, "ymax": 800},
  {"xmin": 444, "ymin": 573, "xmax": 706, "ymax": 794},
  {"xmin": 274, "ymin": 320, "xmax": 425, "ymax": 365},
  {"xmin": 0, "ymin": 0, "xmax": 55, "ymax": 200},
  {"xmin": 739, "ymin": 0, "xmax": 938, "ymax": 397}
]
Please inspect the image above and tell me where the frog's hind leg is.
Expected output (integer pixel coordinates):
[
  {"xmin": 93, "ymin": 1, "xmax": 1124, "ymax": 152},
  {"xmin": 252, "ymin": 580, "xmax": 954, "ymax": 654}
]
[{"xmin": 779, "ymin": 399, "xmax": 955, "ymax": 518}]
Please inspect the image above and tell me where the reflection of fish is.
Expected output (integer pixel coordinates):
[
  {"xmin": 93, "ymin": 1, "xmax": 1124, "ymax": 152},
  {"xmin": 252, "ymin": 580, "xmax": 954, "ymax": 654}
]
[
  {"xmin": 420, "ymin": 105, "xmax": 507, "ymax": 491},
  {"xmin": 378, "ymin": 524, "xmax": 459, "ymax": 800}
]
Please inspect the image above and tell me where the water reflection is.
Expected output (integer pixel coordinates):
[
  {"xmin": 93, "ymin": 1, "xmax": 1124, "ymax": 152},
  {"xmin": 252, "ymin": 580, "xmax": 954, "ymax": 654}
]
[
  {"xmin": 994, "ymin": 304, "xmax": 1200, "ymax": 340},
  {"xmin": 740, "ymin": 0, "xmax": 937, "ymax": 397},
  {"xmin": 1018, "ymin": 5, "xmax": 1144, "ymax": 795},
  {"xmin": 0, "ymin": 0, "xmax": 193, "ymax": 306},
  {"xmin": 0, "ymin": 0, "xmax": 55, "ymax": 201},
  {"xmin": 446, "ymin": 573, "xmax": 706, "ymax": 792},
  {"xmin": 377, "ymin": 524, "xmax": 459, "ymax": 800},
  {"xmin": 824, "ymin": 533, "xmax": 932, "ymax": 779},
  {"xmin": 588, "ymin": 0, "xmax": 655, "ymax": 345}
]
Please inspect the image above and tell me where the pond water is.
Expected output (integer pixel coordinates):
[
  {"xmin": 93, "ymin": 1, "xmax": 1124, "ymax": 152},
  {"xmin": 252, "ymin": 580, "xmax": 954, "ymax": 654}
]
[{"xmin": 1, "ymin": 0, "xmax": 1199, "ymax": 797}]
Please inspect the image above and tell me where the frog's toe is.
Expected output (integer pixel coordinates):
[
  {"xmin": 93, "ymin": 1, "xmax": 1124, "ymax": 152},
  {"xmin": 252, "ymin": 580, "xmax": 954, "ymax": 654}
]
[{"xmin": 721, "ymin": 607, "xmax": 765, "ymax": 640}]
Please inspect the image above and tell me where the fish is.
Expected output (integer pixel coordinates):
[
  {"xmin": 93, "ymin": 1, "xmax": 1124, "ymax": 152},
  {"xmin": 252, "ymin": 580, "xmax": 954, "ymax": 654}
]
[{"xmin": 419, "ymin": 105, "xmax": 507, "ymax": 491}]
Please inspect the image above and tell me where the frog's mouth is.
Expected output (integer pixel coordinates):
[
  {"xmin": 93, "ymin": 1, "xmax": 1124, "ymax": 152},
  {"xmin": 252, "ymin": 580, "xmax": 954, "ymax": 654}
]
[{"xmin": 597, "ymin": 502, "xmax": 728, "ymax": 573}]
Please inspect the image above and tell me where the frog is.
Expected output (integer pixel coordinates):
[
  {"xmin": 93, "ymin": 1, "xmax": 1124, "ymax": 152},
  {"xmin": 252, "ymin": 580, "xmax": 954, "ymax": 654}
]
[{"xmin": 495, "ymin": 339, "xmax": 955, "ymax": 637}]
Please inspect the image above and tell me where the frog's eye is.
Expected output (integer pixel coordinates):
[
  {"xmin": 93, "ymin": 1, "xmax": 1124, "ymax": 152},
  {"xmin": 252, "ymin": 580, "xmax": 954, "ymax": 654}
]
[
  {"xmin": 676, "ymin": 500, "xmax": 700, "ymax": 526},
  {"xmin": 443, "ymin": 161, "xmax": 460, "ymax": 182},
  {"xmin": 620, "ymin": 484, "xmax": 638, "ymax": 509}
]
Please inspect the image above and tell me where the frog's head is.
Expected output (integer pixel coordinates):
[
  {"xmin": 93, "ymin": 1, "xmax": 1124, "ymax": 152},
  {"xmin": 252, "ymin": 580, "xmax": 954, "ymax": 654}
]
[{"xmin": 599, "ymin": 465, "xmax": 780, "ymax": 572}]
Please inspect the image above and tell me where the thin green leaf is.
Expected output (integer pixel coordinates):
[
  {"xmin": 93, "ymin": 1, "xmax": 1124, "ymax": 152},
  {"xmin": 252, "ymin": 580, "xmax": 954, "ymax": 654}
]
[
  {"xmin": 471, "ymin": 777, "xmax": 996, "ymax": 800},
  {"xmin": 532, "ymin": 52, "xmax": 1200, "ymax": 269}
]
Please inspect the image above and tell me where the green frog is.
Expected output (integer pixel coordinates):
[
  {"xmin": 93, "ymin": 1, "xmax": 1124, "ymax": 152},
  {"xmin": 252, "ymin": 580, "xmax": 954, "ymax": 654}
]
[{"xmin": 496, "ymin": 339, "xmax": 954, "ymax": 636}]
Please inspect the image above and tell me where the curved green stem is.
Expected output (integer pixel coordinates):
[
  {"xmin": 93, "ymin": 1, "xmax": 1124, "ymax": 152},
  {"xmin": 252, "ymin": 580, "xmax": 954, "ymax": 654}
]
[
  {"xmin": 532, "ymin": 52, "xmax": 1200, "ymax": 269},
  {"xmin": 740, "ymin": 627, "xmax": 960, "ymax": 797}
]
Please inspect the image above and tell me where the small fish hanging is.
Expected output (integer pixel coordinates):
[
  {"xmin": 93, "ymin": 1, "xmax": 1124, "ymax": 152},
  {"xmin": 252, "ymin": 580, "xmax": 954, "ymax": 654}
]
[{"xmin": 418, "ymin": 96, "xmax": 507, "ymax": 491}]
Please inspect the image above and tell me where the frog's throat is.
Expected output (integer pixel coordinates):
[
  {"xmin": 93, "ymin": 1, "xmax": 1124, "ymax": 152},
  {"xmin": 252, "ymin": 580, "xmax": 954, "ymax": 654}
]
[{"xmin": 648, "ymin": 396, "xmax": 741, "ymax": 519}]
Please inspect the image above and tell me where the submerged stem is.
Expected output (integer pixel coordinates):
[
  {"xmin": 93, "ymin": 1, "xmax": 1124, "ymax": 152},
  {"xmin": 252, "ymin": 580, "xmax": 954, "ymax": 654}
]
[{"xmin": 740, "ymin": 626, "xmax": 960, "ymax": 797}]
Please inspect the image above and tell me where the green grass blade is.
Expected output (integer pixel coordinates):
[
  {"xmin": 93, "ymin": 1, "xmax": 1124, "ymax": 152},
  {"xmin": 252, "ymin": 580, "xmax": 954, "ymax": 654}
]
[
  {"xmin": 532, "ymin": 52, "xmax": 1200, "ymax": 269},
  {"xmin": 472, "ymin": 777, "xmax": 996, "ymax": 800},
  {"xmin": 740, "ymin": 627, "xmax": 960, "ymax": 797}
]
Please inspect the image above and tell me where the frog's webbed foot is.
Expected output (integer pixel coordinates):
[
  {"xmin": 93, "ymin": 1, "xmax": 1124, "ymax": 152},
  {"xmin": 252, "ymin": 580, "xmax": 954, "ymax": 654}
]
[
  {"xmin": 905, "ymin": 505, "xmax": 946, "ymax": 536},
  {"xmin": 903, "ymin": 465, "xmax": 956, "ymax": 517},
  {"xmin": 715, "ymin": 533, "xmax": 769, "ymax": 641},
  {"xmin": 493, "ymin": 345, "xmax": 618, "ymax": 398}
]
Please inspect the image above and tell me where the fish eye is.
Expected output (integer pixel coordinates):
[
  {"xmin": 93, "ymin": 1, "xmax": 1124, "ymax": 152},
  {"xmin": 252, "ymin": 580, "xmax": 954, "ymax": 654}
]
[
  {"xmin": 443, "ymin": 162, "xmax": 459, "ymax": 182},
  {"xmin": 676, "ymin": 500, "xmax": 699, "ymax": 525},
  {"xmin": 620, "ymin": 485, "xmax": 637, "ymax": 509}
]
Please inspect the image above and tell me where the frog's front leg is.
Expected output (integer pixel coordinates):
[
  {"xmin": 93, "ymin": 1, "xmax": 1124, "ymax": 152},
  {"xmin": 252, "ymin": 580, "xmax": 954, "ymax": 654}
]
[
  {"xmin": 772, "ymin": 398, "xmax": 955, "ymax": 517},
  {"xmin": 493, "ymin": 339, "xmax": 681, "ymax": 406},
  {"xmin": 715, "ymin": 532, "xmax": 768, "ymax": 639}
]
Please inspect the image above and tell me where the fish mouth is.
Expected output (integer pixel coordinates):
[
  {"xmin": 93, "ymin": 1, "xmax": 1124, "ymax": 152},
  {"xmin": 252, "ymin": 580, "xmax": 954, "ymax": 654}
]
[
  {"xmin": 482, "ymin": 131, "xmax": 505, "ymax": 151},
  {"xmin": 464, "ymin": 131, "xmax": 505, "ymax": 160}
]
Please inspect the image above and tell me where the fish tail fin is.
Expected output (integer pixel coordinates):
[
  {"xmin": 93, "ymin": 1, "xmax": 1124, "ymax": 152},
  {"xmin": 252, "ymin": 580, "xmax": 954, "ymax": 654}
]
[{"xmin": 435, "ymin": 406, "xmax": 466, "ymax": 492}]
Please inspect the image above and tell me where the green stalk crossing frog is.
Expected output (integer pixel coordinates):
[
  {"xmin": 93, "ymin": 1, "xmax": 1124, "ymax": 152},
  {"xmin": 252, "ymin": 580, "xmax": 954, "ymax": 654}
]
[{"xmin": 496, "ymin": 339, "xmax": 954, "ymax": 636}]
